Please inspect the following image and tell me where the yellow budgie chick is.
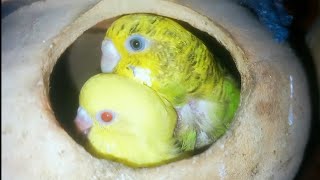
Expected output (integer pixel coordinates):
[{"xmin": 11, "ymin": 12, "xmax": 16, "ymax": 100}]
[
  {"xmin": 101, "ymin": 14, "xmax": 240, "ymax": 151},
  {"xmin": 74, "ymin": 74, "xmax": 182, "ymax": 167}
]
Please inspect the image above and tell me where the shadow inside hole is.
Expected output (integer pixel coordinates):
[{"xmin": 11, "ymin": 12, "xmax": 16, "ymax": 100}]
[
  {"xmin": 49, "ymin": 28, "xmax": 105, "ymax": 143},
  {"xmin": 49, "ymin": 16, "xmax": 240, "ymax": 155},
  {"xmin": 49, "ymin": 47, "xmax": 79, "ymax": 141}
]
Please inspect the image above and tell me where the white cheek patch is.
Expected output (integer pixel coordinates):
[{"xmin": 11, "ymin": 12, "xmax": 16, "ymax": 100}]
[
  {"xmin": 129, "ymin": 66, "xmax": 152, "ymax": 87},
  {"xmin": 101, "ymin": 39, "xmax": 121, "ymax": 73}
]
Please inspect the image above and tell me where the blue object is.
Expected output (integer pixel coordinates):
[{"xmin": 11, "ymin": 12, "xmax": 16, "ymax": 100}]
[{"xmin": 238, "ymin": 0, "xmax": 293, "ymax": 42}]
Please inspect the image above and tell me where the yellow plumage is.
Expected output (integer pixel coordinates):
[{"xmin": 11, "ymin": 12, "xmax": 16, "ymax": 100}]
[
  {"xmin": 106, "ymin": 14, "xmax": 222, "ymax": 105},
  {"xmin": 78, "ymin": 74, "xmax": 181, "ymax": 167},
  {"xmin": 102, "ymin": 14, "xmax": 240, "ymax": 151}
]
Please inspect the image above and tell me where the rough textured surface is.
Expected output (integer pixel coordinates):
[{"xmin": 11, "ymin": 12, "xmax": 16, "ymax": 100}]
[{"xmin": 2, "ymin": 0, "xmax": 310, "ymax": 179}]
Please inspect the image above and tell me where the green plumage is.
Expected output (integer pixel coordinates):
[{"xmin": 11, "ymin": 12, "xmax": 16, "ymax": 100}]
[{"xmin": 102, "ymin": 14, "xmax": 240, "ymax": 152}]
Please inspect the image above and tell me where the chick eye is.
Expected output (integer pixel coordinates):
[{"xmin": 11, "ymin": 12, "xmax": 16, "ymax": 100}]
[
  {"xmin": 126, "ymin": 35, "xmax": 147, "ymax": 52},
  {"xmin": 96, "ymin": 110, "xmax": 116, "ymax": 125}
]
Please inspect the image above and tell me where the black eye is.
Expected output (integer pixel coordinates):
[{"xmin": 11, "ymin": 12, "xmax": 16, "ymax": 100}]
[
  {"xmin": 127, "ymin": 35, "xmax": 147, "ymax": 52},
  {"xmin": 130, "ymin": 39, "xmax": 142, "ymax": 50}
]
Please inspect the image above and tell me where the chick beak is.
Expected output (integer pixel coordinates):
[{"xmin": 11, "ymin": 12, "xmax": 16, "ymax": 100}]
[
  {"xmin": 101, "ymin": 38, "xmax": 121, "ymax": 73},
  {"xmin": 74, "ymin": 107, "xmax": 93, "ymax": 136}
]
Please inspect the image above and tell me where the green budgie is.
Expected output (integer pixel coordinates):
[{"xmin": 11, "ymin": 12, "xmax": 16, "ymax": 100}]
[{"xmin": 100, "ymin": 14, "xmax": 240, "ymax": 151}]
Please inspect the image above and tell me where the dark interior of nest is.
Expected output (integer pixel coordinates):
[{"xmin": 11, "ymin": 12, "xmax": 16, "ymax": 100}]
[{"xmin": 49, "ymin": 16, "xmax": 241, "ymax": 155}]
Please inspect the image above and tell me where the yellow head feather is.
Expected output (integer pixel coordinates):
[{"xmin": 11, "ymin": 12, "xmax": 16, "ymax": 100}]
[
  {"xmin": 105, "ymin": 14, "xmax": 222, "ymax": 105},
  {"xmin": 79, "ymin": 74, "xmax": 180, "ymax": 167}
]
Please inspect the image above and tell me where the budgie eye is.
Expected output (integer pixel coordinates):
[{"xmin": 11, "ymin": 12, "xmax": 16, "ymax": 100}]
[
  {"xmin": 96, "ymin": 110, "xmax": 116, "ymax": 125},
  {"xmin": 126, "ymin": 35, "xmax": 148, "ymax": 52}
]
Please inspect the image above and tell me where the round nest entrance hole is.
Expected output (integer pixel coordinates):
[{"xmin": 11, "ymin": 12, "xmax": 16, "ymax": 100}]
[{"xmin": 48, "ymin": 14, "xmax": 241, "ymax": 165}]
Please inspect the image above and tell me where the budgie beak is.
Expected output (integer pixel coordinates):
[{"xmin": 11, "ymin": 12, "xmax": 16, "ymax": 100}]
[
  {"xmin": 74, "ymin": 107, "xmax": 93, "ymax": 135},
  {"xmin": 101, "ymin": 38, "xmax": 121, "ymax": 73}
]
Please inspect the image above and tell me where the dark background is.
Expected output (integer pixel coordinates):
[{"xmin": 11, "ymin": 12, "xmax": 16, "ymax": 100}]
[{"xmin": 284, "ymin": 0, "xmax": 320, "ymax": 179}]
